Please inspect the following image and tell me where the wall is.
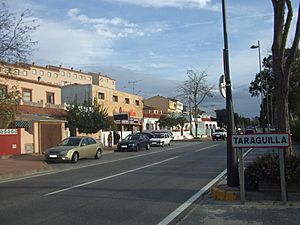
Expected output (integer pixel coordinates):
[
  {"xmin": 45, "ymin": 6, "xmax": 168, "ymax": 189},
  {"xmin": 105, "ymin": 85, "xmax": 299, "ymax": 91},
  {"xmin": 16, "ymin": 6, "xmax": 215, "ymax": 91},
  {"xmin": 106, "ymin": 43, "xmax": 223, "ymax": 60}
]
[
  {"xmin": 0, "ymin": 129, "xmax": 21, "ymax": 156},
  {"xmin": 21, "ymin": 128, "xmax": 34, "ymax": 154}
]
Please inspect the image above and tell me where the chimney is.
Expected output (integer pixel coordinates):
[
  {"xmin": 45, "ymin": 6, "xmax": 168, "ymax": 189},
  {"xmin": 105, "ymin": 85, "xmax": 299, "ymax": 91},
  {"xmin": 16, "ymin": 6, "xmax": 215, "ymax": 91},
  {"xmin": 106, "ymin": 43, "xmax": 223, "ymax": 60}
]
[
  {"xmin": 32, "ymin": 62, "xmax": 35, "ymax": 66},
  {"xmin": 71, "ymin": 67, "xmax": 73, "ymax": 70},
  {"xmin": 59, "ymin": 65, "xmax": 62, "ymax": 68}
]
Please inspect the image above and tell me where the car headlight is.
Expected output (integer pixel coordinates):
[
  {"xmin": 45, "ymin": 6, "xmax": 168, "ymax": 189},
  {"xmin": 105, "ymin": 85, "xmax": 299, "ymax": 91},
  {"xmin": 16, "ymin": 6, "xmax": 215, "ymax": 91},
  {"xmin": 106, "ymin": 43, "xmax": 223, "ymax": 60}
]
[
  {"xmin": 129, "ymin": 143, "xmax": 136, "ymax": 146},
  {"xmin": 60, "ymin": 150, "xmax": 69, "ymax": 155}
]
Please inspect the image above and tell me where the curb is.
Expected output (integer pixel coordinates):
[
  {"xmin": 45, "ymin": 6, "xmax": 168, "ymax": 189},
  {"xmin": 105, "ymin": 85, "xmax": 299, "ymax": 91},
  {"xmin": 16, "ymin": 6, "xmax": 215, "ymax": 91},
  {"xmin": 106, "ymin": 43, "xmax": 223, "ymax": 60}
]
[{"xmin": 211, "ymin": 185, "xmax": 239, "ymax": 201}]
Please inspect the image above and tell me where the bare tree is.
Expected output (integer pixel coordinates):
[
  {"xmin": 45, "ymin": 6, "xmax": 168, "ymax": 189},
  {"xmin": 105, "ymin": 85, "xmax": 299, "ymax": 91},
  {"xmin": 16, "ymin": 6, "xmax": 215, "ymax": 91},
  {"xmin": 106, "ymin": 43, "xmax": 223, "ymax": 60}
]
[
  {"xmin": 271, "ymin": 0, "xmax": 300, "ymax": 155},
  {"xmin": 0, "ymin": 3, "xmax": 38, "ymax": 63},
  {"xmin": 177, "ymin": 69, "xmax": 214, "ymax": 137}
]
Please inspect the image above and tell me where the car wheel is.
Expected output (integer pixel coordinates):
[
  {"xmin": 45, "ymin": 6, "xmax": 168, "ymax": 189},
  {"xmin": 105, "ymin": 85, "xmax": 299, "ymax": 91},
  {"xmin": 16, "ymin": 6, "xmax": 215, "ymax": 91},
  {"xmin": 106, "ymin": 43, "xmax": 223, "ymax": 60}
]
[
  {"xmin": 168, "ymin": 142, "xmax": 171, "ymax": 146},
  {"xmin": 146, "ymin": 144, "xmax": 150, "ymax": 150},
  {"xmin": 71, "ymin": 152, "xmax": 79, "ymax": 163},
  {"xmin": 95, "ymin": 149, "xmax": 102, "ymax": 159},
  {"xmin": 161, "ymin": 142, "xmax": 164, "ymax": 147}
]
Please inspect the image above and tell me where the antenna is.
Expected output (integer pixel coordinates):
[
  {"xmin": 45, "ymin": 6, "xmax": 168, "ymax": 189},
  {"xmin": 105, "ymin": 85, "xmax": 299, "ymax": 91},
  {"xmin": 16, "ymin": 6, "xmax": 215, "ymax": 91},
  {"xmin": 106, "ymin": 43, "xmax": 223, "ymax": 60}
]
[{"xmin": 128, "ymin": 80, "xmax": 142, "ymax": 94}]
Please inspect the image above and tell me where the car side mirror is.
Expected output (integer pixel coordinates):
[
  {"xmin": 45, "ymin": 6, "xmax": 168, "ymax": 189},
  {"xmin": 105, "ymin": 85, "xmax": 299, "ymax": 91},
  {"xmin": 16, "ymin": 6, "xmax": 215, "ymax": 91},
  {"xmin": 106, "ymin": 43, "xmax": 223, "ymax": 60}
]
[{"xmin": 81, "ymin": 143, "xmax": 86, "ymax": 146}]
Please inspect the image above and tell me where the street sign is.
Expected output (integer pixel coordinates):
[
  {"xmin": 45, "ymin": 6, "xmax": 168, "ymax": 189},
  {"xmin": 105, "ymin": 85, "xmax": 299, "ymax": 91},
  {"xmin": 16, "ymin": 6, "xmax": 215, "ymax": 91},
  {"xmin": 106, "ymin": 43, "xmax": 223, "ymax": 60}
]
[
  {"xmin": 219, "ymin": 74, "xmax": 226, "ymax": 98},
  {"xmin": 113, "ymin": 113, "xmax": 129, "ymax": 121},
  {"xmin": 232, "ymin": 133, "xmax": 290, "ymax": 148}
]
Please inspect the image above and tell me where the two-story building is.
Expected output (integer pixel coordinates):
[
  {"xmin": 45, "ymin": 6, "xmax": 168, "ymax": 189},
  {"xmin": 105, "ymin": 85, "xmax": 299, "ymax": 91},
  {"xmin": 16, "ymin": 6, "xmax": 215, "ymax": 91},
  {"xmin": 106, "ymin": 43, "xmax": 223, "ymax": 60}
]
[{"xmin": 144, "ymin": 95, "xmax": 183, "ymax": 115}]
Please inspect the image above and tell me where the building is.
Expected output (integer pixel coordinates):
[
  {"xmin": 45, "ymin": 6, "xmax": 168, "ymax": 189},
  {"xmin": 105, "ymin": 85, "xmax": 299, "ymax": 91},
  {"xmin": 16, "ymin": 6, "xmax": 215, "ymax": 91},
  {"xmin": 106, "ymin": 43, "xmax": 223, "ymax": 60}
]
[
  {"xmin": 62, "ymin": 84, "xmax": 143, "ymax": 133},
  {"xmin": 144, "ymin": 95, "xmax": 183, "ymax": 114},
  {"xmin": 0, "ymin": 71, "xmax": 67, "ymax": 154},
  {"xmin": 142, "ymin": 105, "xmax": 164, "ymax": 131}
]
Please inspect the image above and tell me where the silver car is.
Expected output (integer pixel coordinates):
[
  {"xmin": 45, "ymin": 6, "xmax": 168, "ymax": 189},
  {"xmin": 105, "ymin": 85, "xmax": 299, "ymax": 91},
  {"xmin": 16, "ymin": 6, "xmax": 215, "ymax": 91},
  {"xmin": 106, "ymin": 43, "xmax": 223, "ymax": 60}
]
[{"xmin": 44, "ymin": 136, "xmax": 103, "ymax": 163}]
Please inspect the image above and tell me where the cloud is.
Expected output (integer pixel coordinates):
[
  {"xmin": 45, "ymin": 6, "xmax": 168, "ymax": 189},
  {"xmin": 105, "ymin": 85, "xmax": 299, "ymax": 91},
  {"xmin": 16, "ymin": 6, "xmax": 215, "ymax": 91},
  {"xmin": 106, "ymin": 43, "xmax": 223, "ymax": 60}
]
[
  {"xmin": 67, "ymin": 8, "xmax": 144, "ymax": 39},
  {"xmin": 106, "ymin": 0, "xmax": 220, "ymax": 11},
  {"xmin": 149, "ymin": 63, "xmax": 173, "ymax": 69}
]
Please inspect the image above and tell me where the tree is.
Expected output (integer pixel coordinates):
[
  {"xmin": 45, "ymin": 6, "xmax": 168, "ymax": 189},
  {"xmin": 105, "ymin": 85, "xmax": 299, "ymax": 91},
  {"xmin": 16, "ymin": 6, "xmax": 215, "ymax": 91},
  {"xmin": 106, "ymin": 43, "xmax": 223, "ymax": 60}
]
[
  {"xmin": 249, "ymin": 50, "xmax": 300, "ymax": 123},
  {"xmin": 66, "ymin": 100, "xmax": 110, "ymax": 135},
  {"xmin": 157, "ymin": 115, "xmax": 177, "ymax": 130},
  {"xmin": 0, "ymin": 77, "xmax": 20, "ymax": 128},
  {"xmin": 271, "ymin": 0, "xmax": 300, "ymax": 155},
  {"xmin": 0, "ymin": 4, "xmax": 38, "ymax": 128},
  {"xmin": 176, "ymin": 116, "xmax": 188, "ymax": 136},
  {"xmin": 0, "ymin": 3, "xmax": 38, "ymax": 63},
  {"xmin": 177, "ymin": 69, "xmax": 214, "ymax": 137}
]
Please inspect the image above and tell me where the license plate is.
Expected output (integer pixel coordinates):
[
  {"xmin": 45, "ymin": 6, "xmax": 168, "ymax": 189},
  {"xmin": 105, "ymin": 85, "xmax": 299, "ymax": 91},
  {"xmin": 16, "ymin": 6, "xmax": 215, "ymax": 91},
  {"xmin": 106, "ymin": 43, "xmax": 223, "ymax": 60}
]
[
  {"xmin": 49, "ymin": 155, "xmax": 57, "ymax": 158},
  {"xmin": 152, "ymin": 142, "xmax": 156, "ymax": 144},
  {"xmin": 121, "ymin": 145, "xmax": 127, "ymax": 148},
  {"xmin": 216, "ymin": 135, "xmax": 220, "ymax": 137}
]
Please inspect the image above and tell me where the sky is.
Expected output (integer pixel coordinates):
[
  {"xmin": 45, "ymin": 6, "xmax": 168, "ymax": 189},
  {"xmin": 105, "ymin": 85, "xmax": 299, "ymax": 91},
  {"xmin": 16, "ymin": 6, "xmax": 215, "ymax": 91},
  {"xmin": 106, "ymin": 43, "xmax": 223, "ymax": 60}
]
[{"xmin": 4, "ymin": 0, "xmax": 299, "ymax": 118}]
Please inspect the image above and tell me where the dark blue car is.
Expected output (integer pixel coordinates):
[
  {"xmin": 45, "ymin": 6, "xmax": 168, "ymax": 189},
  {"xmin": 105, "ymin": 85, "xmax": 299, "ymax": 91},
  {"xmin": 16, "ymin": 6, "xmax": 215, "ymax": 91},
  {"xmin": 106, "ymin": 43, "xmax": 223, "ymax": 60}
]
[{"xmin": 117, "ymin": 134, "xmax": 151, "ymax": 152}]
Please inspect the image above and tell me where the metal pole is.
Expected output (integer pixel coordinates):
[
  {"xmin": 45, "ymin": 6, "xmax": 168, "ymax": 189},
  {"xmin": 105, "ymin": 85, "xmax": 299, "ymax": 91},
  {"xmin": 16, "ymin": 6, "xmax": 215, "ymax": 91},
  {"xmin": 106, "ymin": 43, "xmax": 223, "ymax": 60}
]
[
  {"xmin": 279, "ymin": 149, "xmax": 287, "ymax": 203},
  {"xmin": 258, "ymin": 40, "xmax": 266, "ymax": 132},
  {"xmin": 222, "ymin": 0, "xmax": 239, "ymax": 187},
  {"xmin": 189, "ymin": 96, "xmax": 192, "ymax": 136},
  {"xmin": 238, "ymin": 148, "xmax": 245, "ymax": 204}
]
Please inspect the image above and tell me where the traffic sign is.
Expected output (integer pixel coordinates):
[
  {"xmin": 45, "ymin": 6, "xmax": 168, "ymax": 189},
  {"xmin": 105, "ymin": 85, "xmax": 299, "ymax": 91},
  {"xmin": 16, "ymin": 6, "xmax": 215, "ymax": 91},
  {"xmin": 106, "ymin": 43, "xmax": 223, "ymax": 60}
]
[{"xmin": 232, "ymin": 133, "xmax": 290, "ymax": 148}]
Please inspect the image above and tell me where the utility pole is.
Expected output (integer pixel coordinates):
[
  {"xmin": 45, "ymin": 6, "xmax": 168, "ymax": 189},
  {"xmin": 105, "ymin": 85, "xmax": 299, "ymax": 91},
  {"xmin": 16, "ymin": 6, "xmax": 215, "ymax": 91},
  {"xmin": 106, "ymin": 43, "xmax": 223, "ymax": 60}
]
[
  {"xmin": 128, "ymin": 80, "xmax": 141, "ymax": 94},
  {"xmin": 222, "ymin": 0, "xmax": 239, "ymax": 187}
]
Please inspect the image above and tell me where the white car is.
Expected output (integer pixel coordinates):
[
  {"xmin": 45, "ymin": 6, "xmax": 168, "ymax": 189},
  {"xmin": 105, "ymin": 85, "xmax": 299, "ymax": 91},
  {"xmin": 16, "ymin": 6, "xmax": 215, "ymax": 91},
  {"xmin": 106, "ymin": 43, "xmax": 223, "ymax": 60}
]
[{"xmin": 150, "ymin": 133, "xmax": 172, "ymax": 147}]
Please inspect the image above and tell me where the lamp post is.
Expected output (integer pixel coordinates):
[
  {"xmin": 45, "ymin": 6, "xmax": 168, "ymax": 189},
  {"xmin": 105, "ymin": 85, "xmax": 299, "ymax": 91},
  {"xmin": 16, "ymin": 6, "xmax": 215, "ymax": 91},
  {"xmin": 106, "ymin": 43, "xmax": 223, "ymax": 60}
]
[
  {"xmin": 221, "ymin": 0, "xmax": 239, "ymax": 187},
  {"xmin": 250, "ymin": 40, "xmax": 267, "ymax": 132},
  {"xmin": 189, "ymin": 95, "xmax": 193, "ymax": 136}
]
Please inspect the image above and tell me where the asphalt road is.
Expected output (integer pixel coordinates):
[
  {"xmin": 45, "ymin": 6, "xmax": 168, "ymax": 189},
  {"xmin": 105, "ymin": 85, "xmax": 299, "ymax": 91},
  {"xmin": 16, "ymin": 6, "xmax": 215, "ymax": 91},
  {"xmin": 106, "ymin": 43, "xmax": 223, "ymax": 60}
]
[{"xmin": 0, "ymin": 141, "xmax": 227, "ymax": 225}]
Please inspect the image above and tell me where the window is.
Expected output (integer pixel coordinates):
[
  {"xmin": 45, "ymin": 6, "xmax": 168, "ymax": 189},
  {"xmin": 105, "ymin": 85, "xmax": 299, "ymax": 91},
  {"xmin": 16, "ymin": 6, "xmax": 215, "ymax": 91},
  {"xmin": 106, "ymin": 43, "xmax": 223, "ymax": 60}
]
[
  {"xmin": 14, "ymin": 69, "xmax": 19, "ymax": 75},
  {"xmin": 125, "ymin": 98, "xmax": 130, "ymax": 104},
  {"xmin": 40, "ymin": 70, "xmax": 44, "ymax": 76},
  {"xmin": 83, "ymin": 76, "xmax": 86, "ymax": 80},
  {"xmin": 135, "ymin": 100, "xmax": 140, "ymax": 106},
  {"xmin": 23, "ymin": 71, "xmax": 28, "ymax": 76},
  {"xmin": 113, "ymin": 95, "xmax": 118, "ymax": 102},
  {"xmin": 22, "ymin": 88, "xmax": 32, "ymax": 102},
  {"xmin": 67, "ymin": 73, "xmax": 71, "ymax": 78},
  {"xmin": 74, "ymin": 74, "xmax": 77, "ymax": 79},
  {"xmin": 106, "ymin": 79, "xmax": 108, "ymax": 83},
  {"xmin": 61, "ymin": 71, "xmax": 65, "ymax": 76},
  {"xmin": 0, "ymin": 84, "xmax": 7, "ymax": 99},
  {"xmin": 87, "ymin": 138, "xmax": 96, "ymax": 145},
  {"xmin": 32, "ymin": 69, "xmax": 37, "ymax": 75},
  {"xmin": 46, "ymin": 92, "xmax": 55, "ymax": 104},
  {"xmin": 98, "ymin": 92, "xmax": 105, "ymax": 100},
  {"xmin": 47, "ymin": 72, "xmax": 51, "ymax": 77},
  {"xmin": 87, "ymin": 77, "xmax": 91, "ymax": 81},
  {"xmin": 54, "ymin": 73, "xmax": 58, "ymax": 78}
]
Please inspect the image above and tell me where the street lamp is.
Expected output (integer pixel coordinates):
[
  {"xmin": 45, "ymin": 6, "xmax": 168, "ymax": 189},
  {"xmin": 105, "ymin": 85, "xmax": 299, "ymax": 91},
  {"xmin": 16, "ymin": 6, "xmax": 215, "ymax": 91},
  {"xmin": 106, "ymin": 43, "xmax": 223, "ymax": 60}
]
[
  {"xmin": 250, "ymin": 40, "xmax": 267, "ymax": 132},
  {"xmin": 221, "ymin": 0, "xmax": 238, "ymax": 187}
]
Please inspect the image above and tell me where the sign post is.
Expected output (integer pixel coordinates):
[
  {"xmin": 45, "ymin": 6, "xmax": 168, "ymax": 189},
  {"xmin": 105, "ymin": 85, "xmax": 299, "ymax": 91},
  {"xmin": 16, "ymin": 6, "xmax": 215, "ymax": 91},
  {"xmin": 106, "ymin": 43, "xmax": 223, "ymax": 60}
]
[{"xmin": 232, "ymin": 133, "xmax": 290, "ymax": 204}]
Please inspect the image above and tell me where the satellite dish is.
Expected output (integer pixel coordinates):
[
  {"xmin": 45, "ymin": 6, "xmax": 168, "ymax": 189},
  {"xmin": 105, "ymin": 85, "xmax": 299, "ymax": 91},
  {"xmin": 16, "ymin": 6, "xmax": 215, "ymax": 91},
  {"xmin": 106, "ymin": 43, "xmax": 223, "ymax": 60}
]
[{"xmin": 219, "ymin": 75, "xmax": 226, "ymax": 98}]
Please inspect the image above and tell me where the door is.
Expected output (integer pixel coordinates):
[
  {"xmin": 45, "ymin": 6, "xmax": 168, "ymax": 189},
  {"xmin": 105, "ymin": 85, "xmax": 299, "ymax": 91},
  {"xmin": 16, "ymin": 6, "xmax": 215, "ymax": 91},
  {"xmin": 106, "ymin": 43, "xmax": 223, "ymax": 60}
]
[{"xmin": 40, "ymin": 123, "xmax": 62, "ymax": 154}]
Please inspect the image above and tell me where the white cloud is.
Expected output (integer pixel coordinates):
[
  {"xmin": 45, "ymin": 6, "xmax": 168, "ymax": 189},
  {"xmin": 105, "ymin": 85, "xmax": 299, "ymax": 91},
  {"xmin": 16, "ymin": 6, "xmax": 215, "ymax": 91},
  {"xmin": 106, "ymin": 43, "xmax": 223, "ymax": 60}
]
[
  {"xmin": 106, "ymin": 0, "xmax": 220, "ymax": 11},
  {"xmin": 32, "ymin": 19, "xmax": 114, "ymax": 65},
  {"xmin": 149, "ymin": 63, "xmax": 172, "ymax": 69},
  {"xmin": 67, "ymin": 8, "xmax": 144, "ymax": 39}
]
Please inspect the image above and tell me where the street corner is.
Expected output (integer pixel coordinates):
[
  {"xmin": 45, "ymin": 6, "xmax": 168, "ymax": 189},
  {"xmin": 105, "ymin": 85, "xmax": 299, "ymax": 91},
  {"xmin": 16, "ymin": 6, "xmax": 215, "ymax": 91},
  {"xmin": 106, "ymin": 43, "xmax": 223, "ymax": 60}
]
[
  {"xmin": 211, "ymin": 184, "xmax": 239, "ymax": 201},
  {"xmin": 0, "ymin": 155, "xmax": 50, "ymax": 182}
]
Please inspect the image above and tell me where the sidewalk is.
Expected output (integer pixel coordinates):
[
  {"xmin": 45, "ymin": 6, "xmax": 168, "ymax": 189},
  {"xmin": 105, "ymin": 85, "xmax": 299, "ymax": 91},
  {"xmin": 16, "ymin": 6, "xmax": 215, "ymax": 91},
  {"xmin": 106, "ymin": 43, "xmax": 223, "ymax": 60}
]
[
  {"xmin": 0, "ymin": 146, "xmax": 115, "ymax": 182},
  {"xmin": 176, "ymin": 192, "xmax": 300, "ymax": 225}
]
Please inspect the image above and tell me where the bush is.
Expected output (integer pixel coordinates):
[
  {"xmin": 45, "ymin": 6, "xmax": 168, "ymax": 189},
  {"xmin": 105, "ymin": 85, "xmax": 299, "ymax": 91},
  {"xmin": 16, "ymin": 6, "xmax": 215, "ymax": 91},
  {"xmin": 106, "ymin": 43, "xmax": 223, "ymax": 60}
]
[
  {"xmin": 291, "ymin": 119, "xmax": 300, "ymax": 142},
  {"xmin": 245, "ymin": 154, "xmax": 300, "ymax": 190}
]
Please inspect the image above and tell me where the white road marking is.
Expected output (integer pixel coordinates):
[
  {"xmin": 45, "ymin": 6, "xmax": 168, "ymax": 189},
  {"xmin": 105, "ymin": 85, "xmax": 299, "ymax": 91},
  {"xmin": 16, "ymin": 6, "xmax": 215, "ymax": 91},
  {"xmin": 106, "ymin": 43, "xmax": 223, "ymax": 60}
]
[
  {"xmin": 157, "ymin": 169, "xmax": 227, "ymax": 225},
  {"xmin": 44, "ymin": 156, "xmax": 179, "ymax": 196},
  {"xmin": 194, "ymin": 144, "xmax": 220, "ymax": 152},
  {"xmin": 0, "ymin": 142, "xmax": 199, "ymax": 184},
  {"xmin": 157, "ymin": 147, "xmax": 253, "ymax": 225}
]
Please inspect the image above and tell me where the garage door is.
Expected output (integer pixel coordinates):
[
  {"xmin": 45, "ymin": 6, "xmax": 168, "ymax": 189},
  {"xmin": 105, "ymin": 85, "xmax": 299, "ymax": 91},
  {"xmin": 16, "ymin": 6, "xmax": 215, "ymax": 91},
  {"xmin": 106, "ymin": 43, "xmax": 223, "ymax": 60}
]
[{"xmin": 40, "ymin": 123, "xmax": 62, "ymax": 153}]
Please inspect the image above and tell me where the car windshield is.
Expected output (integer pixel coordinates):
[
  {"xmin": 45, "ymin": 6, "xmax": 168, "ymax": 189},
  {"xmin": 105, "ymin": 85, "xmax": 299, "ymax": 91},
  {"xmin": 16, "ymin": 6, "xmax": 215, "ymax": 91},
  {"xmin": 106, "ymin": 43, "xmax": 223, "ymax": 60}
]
[
  {"xmin": 124, "ymin": 135, "xmax": 140, "ymax": 140},
  {"xmin": 58, "ymin": 138, "xmax": 81, "ymax": 146},
  {"xmin": 214, "ymin": 129, "xmax": 225, "ymax": 132},
  {"xmin": 154, "ymin": 133, "xmax": 165, "ymax": 138}
]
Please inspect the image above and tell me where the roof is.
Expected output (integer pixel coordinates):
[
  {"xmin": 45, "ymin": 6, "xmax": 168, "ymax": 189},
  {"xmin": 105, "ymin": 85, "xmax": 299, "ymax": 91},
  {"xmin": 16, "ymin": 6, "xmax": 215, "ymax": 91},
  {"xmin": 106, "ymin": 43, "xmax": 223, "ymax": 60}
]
[{"xmin": 19, "ymin": 105, "xmax": 67, "ymax": 117}]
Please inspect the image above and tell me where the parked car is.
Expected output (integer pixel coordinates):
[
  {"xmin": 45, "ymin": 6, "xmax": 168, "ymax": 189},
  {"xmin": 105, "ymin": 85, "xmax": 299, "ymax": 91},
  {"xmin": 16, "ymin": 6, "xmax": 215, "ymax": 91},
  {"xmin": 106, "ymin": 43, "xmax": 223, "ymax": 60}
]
[
  {"xmin": 117, "ymin": 134, "xmax": 151, "ymax": 152},
  {"xmin": 44, "ymin": 136, "xmax": 103, "ymax": 163},
  {"xmin": 153, "ymin": 130, "xmax": 174, "ymax": 140},
  {"xmin": 138, "ymin": 132, "xmax": 155, "ymax": 139},
  {"xmin": 245, "ymin": 129, "xmax": 256, "ymax": 134},
  {"xmin": 150, "ymin": 132, "xmax": 172, "ymax": 147},
  {"xmin": 212, "ymin": 128, "xmax": 227, "ymax": 141}
]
